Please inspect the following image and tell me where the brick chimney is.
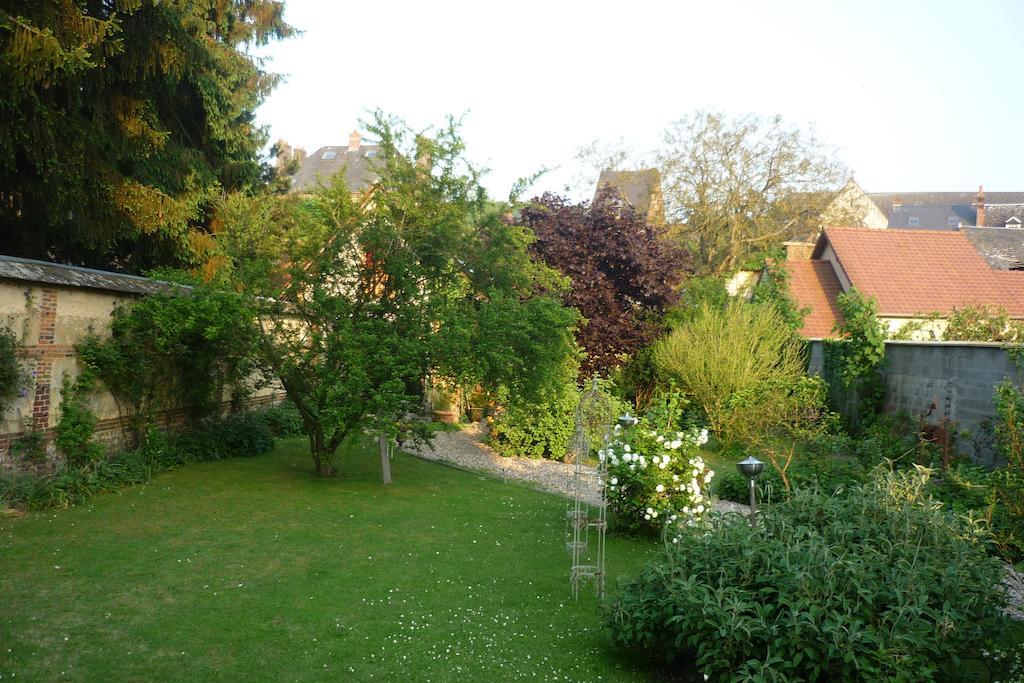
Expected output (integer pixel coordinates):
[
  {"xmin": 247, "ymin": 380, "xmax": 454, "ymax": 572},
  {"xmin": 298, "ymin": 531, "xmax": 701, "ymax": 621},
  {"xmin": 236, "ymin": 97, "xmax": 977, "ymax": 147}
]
[
  {"xmin": 783, "ymin": 241, "xmax": 815, "ymax": 261},
  {"xmin": 891, "ymin": 197, "xmax": 902, "ymax": 212},
  {"xmin": 348, "ymin": 130, "xmax": 361, "ymax": 152},
  {"xmin": 975, "ymin": 185, "xmax": 986, "ymax": 227}
]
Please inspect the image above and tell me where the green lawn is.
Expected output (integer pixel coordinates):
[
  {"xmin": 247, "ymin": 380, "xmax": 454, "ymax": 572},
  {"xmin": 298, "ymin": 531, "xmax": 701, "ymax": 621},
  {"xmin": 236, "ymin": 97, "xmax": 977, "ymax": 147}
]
[{"xmin": 0, "ymin": 439, "xmax": 663, "ymax": 681}]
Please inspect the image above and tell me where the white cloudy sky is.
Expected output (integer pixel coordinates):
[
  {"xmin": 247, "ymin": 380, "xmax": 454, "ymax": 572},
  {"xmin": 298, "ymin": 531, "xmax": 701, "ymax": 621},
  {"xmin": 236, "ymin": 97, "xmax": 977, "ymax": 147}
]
[{"xmin": 253, "ymin": 0, "xmax": 1023, "ymax": 200}]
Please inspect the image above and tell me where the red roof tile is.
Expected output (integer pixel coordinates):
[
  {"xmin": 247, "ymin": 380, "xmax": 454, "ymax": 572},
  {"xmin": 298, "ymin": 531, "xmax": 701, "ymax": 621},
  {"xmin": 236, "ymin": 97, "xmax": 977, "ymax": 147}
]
[
  {"xmin": 817, "ymin": 226, "xmax": 1024, "ymax": 317},
  {"xmin": 785, "ymin": 260, "xmax": 844, "ymax": 339}
]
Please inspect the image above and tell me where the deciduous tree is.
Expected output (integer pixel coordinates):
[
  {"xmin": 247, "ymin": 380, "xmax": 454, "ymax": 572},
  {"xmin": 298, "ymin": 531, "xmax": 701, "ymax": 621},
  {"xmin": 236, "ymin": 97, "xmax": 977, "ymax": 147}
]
[
  {"xmin": 521, "ymin": 190, "xmax": 689, "ymax": 378},
  {"xmin": 226, "ymin": 115, "xmax": 580, "ymax": 477}
]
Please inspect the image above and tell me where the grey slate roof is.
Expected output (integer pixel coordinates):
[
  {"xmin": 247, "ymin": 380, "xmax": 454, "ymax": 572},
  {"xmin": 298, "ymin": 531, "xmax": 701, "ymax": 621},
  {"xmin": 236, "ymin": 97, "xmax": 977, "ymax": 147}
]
[
  {"xmin": 289, "ymin": 145, "xmax": 382, "ymax": 194},
  {"xmin": 867, "ymin": 192, "xmax": 1024, "ymax": 230},
  {"xmin": 0, "ymin": 254, "xmax": 178, "ymax": 295},
  {"xmin": 964, "ymin": 227, "xmax": 1024, "ymax": 270},
  {"xmin": 593, "ymin": 169, "xmax": 661, "ymax": 216},
  {"xmin": 982, "ymin": 203, "xmax": 1024, "ymax": 228}
]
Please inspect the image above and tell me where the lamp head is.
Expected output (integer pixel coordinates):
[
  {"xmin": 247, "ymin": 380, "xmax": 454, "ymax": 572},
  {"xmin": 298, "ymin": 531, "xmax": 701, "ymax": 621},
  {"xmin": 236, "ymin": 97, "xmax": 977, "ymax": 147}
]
[
  {"xmin": 737, "ymin": 455, "xmax": 765, "ymax": 480},
  {"xmin": 616, "ymin": 413, "xmax": 639, "ymax": 429}
]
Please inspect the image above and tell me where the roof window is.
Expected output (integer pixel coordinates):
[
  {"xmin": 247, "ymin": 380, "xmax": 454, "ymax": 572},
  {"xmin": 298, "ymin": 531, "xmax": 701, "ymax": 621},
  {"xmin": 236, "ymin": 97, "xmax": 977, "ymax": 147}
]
[
  {"xmin": 907, "ymin": 216, "xmax": 920, "ymax": 227},
  {"xmin": 1006, "ymin": 217, "xmax": 1022, "ymax": 229},
  {"xmin": 947, "ymin": 216, "xmax": 959, "ymax": 227},
  {"xmin": 322, "ymin": 150, "xmax": 337, "ymax": 160}
]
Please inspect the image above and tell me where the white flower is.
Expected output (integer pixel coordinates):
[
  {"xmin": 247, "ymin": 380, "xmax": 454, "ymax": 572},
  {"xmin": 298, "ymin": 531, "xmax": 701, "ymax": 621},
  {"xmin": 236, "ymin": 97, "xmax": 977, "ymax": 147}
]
[
  {"xmin": 670, "ymin": 439, "xmax": 682, "ymax": 449},
  {"xmin": 696, "ymin": 504, "xmax": 705, "ymax": 514},
  {"xmin": 655, "ymin": 435, "xmax": 664, "ymax": 443},
  {"xmin": 659, "ymin": 462, "xmax": 668, "ymax": 470},
  {"xmin": 644, "ymin": 514, "xmax": 651, "ymax": 520},
  {"xmin": 598, "ymin": 450, "xmax": 606, "ymax": 461},
  {"xmin": 672, "ymin": 474, "xmax": 679, "ymax": 481},
  {"xmin": 651, "ymin": 510, "xmax": 658, "ymax": 518},
  {"xmin": 703, "ymin": 472, "xmax": 713, "ymax": 483},
  {"xmin": 655, "ymin": 484, "xmax": 665, "ymax": 493},
  {"xmin": 629, "ymin": 464, "xmax": 636, "ymax": 471},
  {"xmin": 623, "ymin": 444, "xmax": 631, "ymax": 453},
  {"xmin": 610, "ymin": 477, "xmax": 618, "ymax": 485},
  {"xmin": 645, "ymin": 507, "xmax": 654, "ymax": 515},
  {"xmin": 699, "ymin": 429, "xmax": 709, "ymax": 445},
  {"xmin": 639, "ymin": 457, "xmax": 647, "ymax": 467},
  {"xmin": 672, "ymin": 537, "xmax": 679, "ymax": 544}
]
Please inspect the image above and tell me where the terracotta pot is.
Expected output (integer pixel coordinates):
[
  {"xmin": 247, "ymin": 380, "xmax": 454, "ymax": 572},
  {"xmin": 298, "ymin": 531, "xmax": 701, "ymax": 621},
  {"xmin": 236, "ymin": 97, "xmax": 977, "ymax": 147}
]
[
  {"xmin": 469, "ymin": 406, "xmax": 484, "ymax": 422},
  {"xmin": 433, "ymin": 408, "xmax": 459, "ymax": 424}
]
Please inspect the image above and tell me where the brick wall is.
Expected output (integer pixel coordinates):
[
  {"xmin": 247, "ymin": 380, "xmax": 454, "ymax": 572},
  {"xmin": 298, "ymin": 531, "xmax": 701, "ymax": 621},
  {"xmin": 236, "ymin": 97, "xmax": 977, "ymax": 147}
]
[{"xmin": 0, "ymin": 278, "xmax": 283, "ymax": 476}]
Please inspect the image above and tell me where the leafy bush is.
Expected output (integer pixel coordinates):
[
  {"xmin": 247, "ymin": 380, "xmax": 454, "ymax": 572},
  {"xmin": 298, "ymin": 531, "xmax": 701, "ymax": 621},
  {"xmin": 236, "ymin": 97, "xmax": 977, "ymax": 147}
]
[
  {"xmin": 603, "ymin": 421, "xmax": 712, "ymax": 533},
  {"xmin": 1, "ymin": 409, "xmax": 277, "ymax": 511},
  {"xmin": 490, "ymin": 382, "xmax": 629, "ymax": 460},
  {"xmin": 259, "ymin": 401, "xmax": 305, "ymax": 437},
  {"xmin": 989, "ymin": 468, "xmax": 1024, "ymax": 564},
  {"xmin": 607, "ymin": 468, "xmax": 1011, "ymax": 681},
  {"xmin": 654, "ymin": 301, "xmax": 807, "ymax": 443},
  {"xmin": 0, "ymin": 324, "xmax": 27, "ymax": 417},
  {"xmin": 77, "ymin": 286, "xmax": 261, "ymax": 437},
  {"xmin": 54, "ymin": 372, "xmax": 106, "ymax": 467}
]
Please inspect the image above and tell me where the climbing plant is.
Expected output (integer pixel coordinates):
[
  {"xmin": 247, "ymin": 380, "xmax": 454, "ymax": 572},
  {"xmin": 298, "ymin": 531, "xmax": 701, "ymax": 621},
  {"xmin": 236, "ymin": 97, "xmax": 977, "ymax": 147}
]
[
  {"xmin": 822, "ymin": 289, "xmax": 886, "ymax": 431},
  {"xmin": 0, "ymin": 324, "xmax": 26, "ymax": 418}
]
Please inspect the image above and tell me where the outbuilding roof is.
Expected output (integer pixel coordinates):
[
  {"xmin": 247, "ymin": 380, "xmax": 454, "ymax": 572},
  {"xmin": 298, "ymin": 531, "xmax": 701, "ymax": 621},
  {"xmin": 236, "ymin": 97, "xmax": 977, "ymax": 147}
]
[
  {"xmin": 785, "ymin": 259, "xmax": 844, "ymax": 338},
  {"xmin": 0, "ymin": 254, "xmax": 177, "ymax": 295},
  {"xmin": 814, "ymin": 226, "xmax": 1024, "ymax": 317}
]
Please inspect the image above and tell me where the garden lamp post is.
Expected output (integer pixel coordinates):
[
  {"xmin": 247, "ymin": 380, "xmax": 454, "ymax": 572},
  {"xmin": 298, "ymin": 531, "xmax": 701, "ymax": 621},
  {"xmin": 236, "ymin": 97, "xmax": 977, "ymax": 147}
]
[
  {"xmin": 736, "ymin": 456, "xmax": 764, "ymax": 527},
  {"xmin": 617, "ymin": 413, "xmax": 639, "ymax": 429}
]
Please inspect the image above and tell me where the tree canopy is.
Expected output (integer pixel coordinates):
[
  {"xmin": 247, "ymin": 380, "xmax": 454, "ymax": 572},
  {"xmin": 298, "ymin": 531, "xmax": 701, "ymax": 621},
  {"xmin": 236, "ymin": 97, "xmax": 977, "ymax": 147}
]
[
  {"xmin": 0, "ymin": 0, "xmax": 292, "ymax": 271},
  {"xmin": 521, "ymin": 190, "xmax": 689, "ymax": 378},
  {"xmin": 223, "ymin": 115, "xmax": 580, "ymax": 476}
]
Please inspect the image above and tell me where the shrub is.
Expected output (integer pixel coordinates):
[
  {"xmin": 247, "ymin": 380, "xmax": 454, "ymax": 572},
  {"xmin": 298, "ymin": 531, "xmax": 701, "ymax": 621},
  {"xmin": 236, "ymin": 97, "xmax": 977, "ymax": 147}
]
[
  {"xmin": 654, "ymin": 301, "xmax": 807, "ymax": 443},
  {"xmin": 724, "ymin": 375, "xmax": 829, "ymax": 492},
  {"xmin": 0, "ymin": 324, "xmax": 28, "ymax": 417},
  {"xmin": 607, "ymin": 468, "xmax": 1011, "ymax": 681},
  {"xmin": 1, "ymin": 409, "xmax": 277, "ymax": 511},
  {"xmin": 602, "ymin": 421, "xmax": 712, "ymax": 534},
  {"xmin": 77, "ymin": 286, "xmax": 261, "ymax": 438},
  {"xmin": 260, "ymin": 401, "xmax": 305, "ymax": 437},
  {"xmin": 54, "ymin": 372, "xmax": 105, "ymax": 467},
  {"xmin": 989, "ymin": 468, "xmax": 1024, "ymax": 564},
  {"xmin": 490, "ymin": 382, "xmax": 630, "ymax": 460}
]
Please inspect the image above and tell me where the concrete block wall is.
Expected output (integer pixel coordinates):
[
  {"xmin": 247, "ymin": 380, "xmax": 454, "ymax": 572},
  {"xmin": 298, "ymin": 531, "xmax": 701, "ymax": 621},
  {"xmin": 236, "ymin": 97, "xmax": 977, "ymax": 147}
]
[{"xmin": 809, "ymin": 340, "xmax": 1021, "ymax": 466}]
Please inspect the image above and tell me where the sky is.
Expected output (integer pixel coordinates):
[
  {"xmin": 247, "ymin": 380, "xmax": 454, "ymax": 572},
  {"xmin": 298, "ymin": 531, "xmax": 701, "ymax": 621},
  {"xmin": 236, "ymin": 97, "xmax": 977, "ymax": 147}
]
[{"xmin": 253, "ymin": 0, "xmax": 1024, "ymax": 201}]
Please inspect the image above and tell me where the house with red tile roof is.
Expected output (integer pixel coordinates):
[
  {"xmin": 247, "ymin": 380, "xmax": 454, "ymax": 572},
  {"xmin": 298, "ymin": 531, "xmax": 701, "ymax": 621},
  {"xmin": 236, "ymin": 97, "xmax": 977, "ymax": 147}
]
[{"xmin": 779, "ymin": 226, "xmax": 1024, "ymax": 339}]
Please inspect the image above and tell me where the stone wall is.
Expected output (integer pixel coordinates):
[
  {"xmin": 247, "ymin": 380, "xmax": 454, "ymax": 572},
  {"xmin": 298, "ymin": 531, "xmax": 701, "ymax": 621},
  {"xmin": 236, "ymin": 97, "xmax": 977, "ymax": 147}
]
[
  {"xmin": 0, "ymin": 272, "xmax": 282, "ymax": 475},
  {"xmin": 809, "ymin": 340, "xmax": 1021, "ymax": 466}
]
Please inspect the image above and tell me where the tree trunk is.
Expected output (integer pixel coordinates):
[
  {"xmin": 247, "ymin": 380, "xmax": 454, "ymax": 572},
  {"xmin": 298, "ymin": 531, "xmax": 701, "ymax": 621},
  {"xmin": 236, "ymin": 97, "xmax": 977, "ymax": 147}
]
[
  {"xmin": 378, "ymin": 434, "xmax": 392, "ymax": 485},
  {"xmin": 310, "ymin": 430, "xmax": 336, "ymax": 477}
]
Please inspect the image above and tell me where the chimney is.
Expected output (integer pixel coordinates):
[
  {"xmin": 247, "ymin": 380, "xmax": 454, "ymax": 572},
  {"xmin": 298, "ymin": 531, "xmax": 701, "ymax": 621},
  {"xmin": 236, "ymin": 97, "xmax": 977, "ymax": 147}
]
[
  {"xmin": 348, "ymin": 130, "xmax": 361, "ymax": 152},
  {"xmin": 891, "ymin": 197, "xmax": 902, "ymax": 212},
  {"xmin": 975, "ymin": 185, "xmax": 986, "ymax": 227},
  {"xmin": 783, "ymin": 241, "xmax": 815, "ymax": 261}
]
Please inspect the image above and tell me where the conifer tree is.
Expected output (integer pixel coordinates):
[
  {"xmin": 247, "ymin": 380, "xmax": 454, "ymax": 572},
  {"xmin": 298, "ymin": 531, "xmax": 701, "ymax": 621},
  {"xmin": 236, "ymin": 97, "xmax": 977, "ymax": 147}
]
[{"xmin": 0, "ymin": 1, "xmax": 292, "ymax": 270}]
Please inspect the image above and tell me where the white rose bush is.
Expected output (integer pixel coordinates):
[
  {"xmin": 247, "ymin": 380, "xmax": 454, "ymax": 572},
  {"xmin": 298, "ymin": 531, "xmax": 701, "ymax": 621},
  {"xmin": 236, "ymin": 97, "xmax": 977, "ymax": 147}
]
[{"xmin": 601, "ymin": 422, "xmax": 712, "ymax": 533}]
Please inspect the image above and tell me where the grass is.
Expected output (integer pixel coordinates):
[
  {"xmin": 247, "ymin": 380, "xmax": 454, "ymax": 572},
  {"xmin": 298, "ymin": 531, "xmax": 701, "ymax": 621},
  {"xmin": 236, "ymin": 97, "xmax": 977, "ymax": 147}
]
[{"xmin": 0, "ymin": 438, "xmax": 664, "ymax": 681}]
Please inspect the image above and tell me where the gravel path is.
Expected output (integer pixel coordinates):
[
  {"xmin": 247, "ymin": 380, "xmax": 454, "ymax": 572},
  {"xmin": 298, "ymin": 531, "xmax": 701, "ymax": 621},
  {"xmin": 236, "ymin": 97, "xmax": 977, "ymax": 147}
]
[
  {"xmin": 406, "ymin": 424, "xmax": 1023, "ymax": 620},
  {"xmin": 404, "ymin": 422, "xmax": 747, "ymax": 514}
]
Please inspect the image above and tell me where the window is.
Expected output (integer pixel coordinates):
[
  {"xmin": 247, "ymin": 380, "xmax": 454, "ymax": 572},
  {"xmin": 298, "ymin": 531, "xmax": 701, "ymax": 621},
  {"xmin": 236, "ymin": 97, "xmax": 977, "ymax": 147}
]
[
  {"xmin": 907, "ymin": 215, "xmax": 920, "ymax": 227},
  {"xmin": 365, "ymin": 150, "xmax": 377, "ymax": 158},
  {"xmin": 321, "ymin": 150, "xmax": 337, "ymax": 160},
  {"xmin": 1006, "ymin": 217, "xmax": 1022, "ymax": 229},
  {"xmin": 947, "ymin": 216, "xmax": 959, "ymax": 227}
]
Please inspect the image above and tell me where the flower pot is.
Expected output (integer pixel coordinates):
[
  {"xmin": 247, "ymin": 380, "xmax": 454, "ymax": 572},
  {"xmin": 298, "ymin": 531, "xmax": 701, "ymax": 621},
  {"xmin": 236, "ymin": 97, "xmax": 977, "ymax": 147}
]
[
  {"xmin": 432, "ymin": 408, "xmax": 459, "ymax": 424},
  {"xmin": 469, "ymin": 406, "xmax": 484, "ymax": 422}
]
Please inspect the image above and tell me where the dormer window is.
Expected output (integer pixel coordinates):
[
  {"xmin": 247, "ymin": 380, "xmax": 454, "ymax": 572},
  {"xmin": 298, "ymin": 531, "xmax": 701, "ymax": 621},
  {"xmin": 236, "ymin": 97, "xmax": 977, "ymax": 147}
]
[
  {"xmin": 321, "ymin": 150, "xmax": 337, "ymax": 160},
  {"xmin": 947, "ymin": 216, "xmax": 959, "ymax": 227},
  {"xmin": 1006, "ymin": 217, "xmax": 1022, "ymax": 229},
  {"xmin": 907, "ymin": 216, "xmax": 920, "ymax": 227}
]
